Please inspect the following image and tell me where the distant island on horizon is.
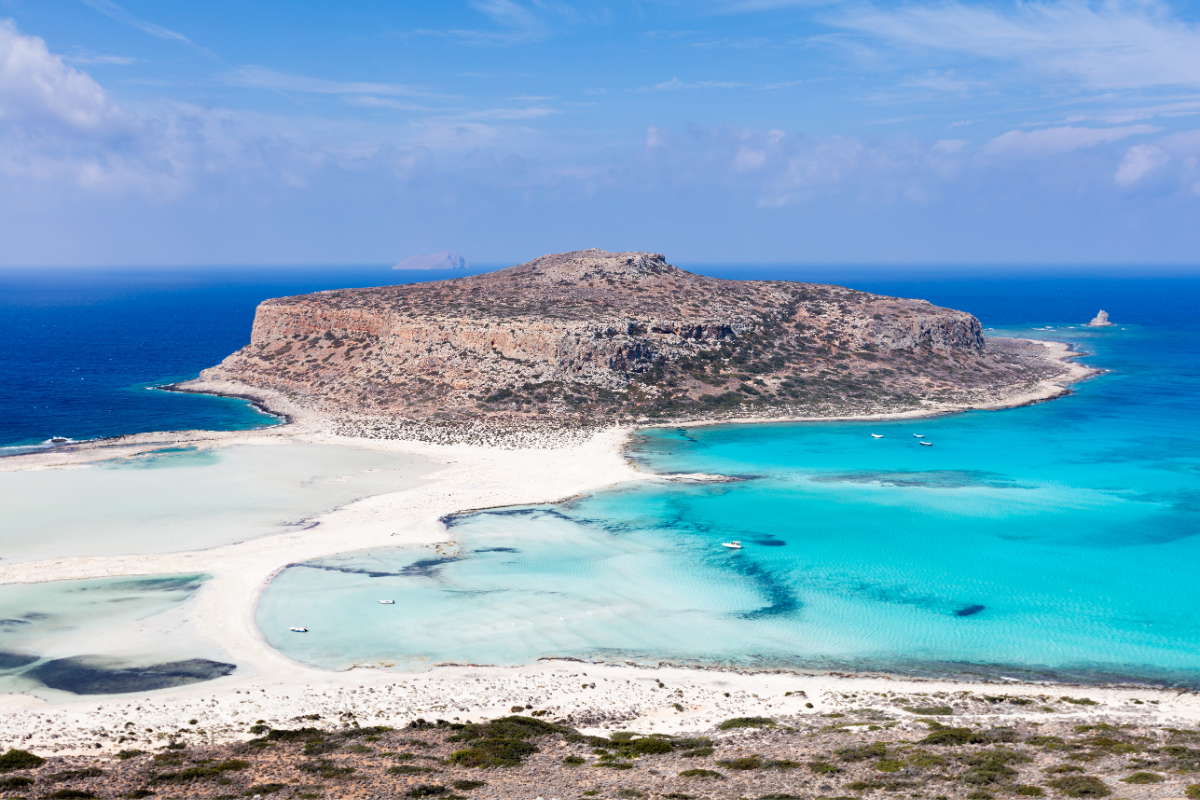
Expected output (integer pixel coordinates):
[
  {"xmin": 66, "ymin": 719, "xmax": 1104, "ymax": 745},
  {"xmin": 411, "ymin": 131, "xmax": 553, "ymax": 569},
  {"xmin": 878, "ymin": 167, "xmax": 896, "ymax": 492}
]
[{"xmin": 393, "ymin": 250, "xmax": 469, "ymax": 270}]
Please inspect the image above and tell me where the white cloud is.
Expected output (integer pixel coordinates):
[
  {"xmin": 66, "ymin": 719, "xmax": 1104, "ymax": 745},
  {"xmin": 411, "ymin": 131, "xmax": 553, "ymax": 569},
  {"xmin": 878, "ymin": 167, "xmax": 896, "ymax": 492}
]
[
  {"xmin": 831, "ymin": 0, "xmax": 1200, "ymax": 90},
  {"xmin": 226, "ymin": 66, "xmax": 431, "ymax": 97},
  {"xmin": 1114, "ymin": 143, "xmax": 1171, "ymax": 186},
  {"xmin": 984, "ymin": 125, "xmax": 1159, "ymax": 157},
  {"xmin": 78, "ymin": 0, "xmax": 212, "ymax": 56},
  {"xmin": 649, "ymin": 77, "xmax": 747, "ymax": 91},
  {"xmin": 0, "ymin": 20, "xmax": 130, "ymax": 137},
  {"xmin": 66, "ymin": 53, "xmax": 138, "ymax": 66}
]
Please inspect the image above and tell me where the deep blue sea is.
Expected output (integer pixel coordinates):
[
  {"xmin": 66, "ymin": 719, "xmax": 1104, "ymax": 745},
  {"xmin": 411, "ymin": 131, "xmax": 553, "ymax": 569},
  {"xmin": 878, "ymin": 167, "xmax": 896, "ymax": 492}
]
[
  {"xmin": 7, "ymin": 265, "xmax": 1200, "ymax": 686},
  {"xmin": 0, "ymin": 265, "xmax": 492, "ymax": 449}
]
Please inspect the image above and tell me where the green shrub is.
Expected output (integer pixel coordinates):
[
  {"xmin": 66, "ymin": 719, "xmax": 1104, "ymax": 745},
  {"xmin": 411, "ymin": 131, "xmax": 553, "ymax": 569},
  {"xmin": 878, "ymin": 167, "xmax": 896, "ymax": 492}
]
[
  {"xmin": 1186, "ymin": 785, "xmax": 1200, "ymax": 799},
  {"xmin": 297, "ymin": 760, "xmax": 355, "ymax": 778},
  {"xmin": 247, "ymin": 784, "xmax": 286, "ymax": 795},
  {"xmin": 1046, "ymin": 776, "xmax": 1111, "ymax": 797},
  {"xmin": 679, "ymin": 768, "xmax": 723, "ymax": 778},
  {"xmin": 151, "ymin": 759, "xmax": 249, "ymax": 784},
  {"xmin": 908, "ymin": 752, "xmax": 947, "ymax": 768},
  {"xmin": 616, "ymin": 791, "xmax": 645, "ymax": 799},
  {"xmin": 407, "ymin": 785, "xmax": 447, "ymax": 798},
  {"xmin": 680, "ymin": 746, "xmax": 714, "ymax": 757},
  {"xmin": 0, "ymin": 748, "xmax": 44, "ymax": 772},
  {"xmin": 449, "ymin": 738, "xmax": 538, "ymax": 768},
  {"xmin": 1015, "ymin": 786, "xmax": 1045, "ymax": 796},
  {"xmin": 1120, "ymin": 772, "xmax": 1163, "ymax": 784},
  {"xmin": 922, "ymin": 726, "xmax": 986, "ymax": 746},
  {"xmin": 122, "ymin": 791, "xmax": 155, "ymax": 799},
  {"xmin": 47, "ymin": 767, "xmax": 104, "ymax": 781},
  {"xmin": 1061, "ymin": 697, "xmax": 1099, "ymax": 706},
  {"xmin": 905, "ymin": 706, "xmax": 954, "ymax": 716},
  {"xmin": 809, "ymin": 760, "xmax": 841, "ymax": 773},
  {"xmin": 837, "ymin": 742, "xmax": 888, "ymax": 761},
  {"xmin": 562, "ymin": 755, "xmax": 585, "ymax": 765},
  {"xmin": 0, "ymin": 776, "xmax": 33, "ymax": 789},
  {"xmin": 45, "ymin": 791, "xmax": 97, "ymax": 799},
  {"xmin": 717, "ymin": 716, "xmax": 774, "ymax": 730},
  {"xmin": 453, "ymin": 780, "xmax": 486, "ymax": 790},
  {"xmin": 876, "ymin": 759, "xmax": 906, "ymax": 772},
  {"xmin": 716, "ymin": 756, "xmax": 761, "ymax": 770},
  {"xmin": 389, "ymin": 765, "xmax": 437, "ymax": 775},
  {"xmin": 117, "ymin": 749, "xmax": 147, "ymax": 760}
]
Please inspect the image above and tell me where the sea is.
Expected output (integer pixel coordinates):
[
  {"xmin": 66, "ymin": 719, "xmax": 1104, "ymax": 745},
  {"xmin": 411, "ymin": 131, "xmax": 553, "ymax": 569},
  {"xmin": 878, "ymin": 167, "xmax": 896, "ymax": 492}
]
[{"xmin": 5, "ymin": 265, "xmax": 1200, "ymax": 689}]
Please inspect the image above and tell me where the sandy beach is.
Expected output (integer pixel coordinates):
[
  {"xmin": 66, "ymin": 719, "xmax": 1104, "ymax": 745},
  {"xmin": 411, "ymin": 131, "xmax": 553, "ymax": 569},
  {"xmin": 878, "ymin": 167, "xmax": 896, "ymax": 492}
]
[{"xmin": 0, "ymin": 334, "xmax": 1128, "ymax": 757}]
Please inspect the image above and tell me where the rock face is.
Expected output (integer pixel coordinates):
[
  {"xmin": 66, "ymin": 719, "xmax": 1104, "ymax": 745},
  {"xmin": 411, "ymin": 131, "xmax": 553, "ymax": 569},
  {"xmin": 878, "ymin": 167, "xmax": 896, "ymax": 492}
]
[
  {"xmin": 1086, "ymin": 310, "xmax": 1114, "ymax": 327},
  {"xmin": 393, "ymin": 251, "xmax": 468, "ymax": 270},
  {"xmin": 197, "ymin": 249, "xmax": 1077, "ymax": 427}
]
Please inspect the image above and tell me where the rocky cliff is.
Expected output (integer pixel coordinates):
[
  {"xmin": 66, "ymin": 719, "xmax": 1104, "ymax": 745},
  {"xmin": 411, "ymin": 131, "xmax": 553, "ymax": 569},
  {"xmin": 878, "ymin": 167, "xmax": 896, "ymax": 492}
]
[{"xmin": 194, "ymin": 250, "xmax": 1076, "ymax": 429}]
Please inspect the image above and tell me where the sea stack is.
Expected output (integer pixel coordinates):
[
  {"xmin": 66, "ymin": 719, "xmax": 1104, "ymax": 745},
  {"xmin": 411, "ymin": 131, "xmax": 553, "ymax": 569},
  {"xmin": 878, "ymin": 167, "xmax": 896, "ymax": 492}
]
[{"xmin": 1085, "ymin": 310, "xmax": 1115, "ymax": 327}]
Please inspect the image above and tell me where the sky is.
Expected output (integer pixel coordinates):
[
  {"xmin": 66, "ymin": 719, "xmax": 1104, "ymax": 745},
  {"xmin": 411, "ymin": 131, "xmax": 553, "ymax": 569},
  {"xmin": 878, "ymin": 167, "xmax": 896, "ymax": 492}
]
[{"xmin": 1, "ymin": 0, "xmax": 1199, "ymax": 267}]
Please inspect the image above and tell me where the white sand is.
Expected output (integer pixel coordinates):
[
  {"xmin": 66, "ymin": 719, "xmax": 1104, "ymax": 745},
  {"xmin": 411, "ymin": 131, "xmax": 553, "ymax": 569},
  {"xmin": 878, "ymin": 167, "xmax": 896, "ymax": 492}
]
[{"xmin": 0, "ymin": 340, "xmax": 1129, "ymax": 754}]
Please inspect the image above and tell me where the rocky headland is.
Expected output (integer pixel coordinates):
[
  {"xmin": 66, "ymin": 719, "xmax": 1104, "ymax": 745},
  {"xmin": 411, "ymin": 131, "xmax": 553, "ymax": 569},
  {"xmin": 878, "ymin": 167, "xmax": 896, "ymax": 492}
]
[{"xmin": 187, "ymin": 250, "xmax": 1088, "ymax": 442}]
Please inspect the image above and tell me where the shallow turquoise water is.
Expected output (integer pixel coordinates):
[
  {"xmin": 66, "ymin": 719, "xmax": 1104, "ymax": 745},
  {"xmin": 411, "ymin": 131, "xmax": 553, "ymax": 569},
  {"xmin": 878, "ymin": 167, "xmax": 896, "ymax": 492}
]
[
  {"xmin": 0, "ymin": 442, "xmax": 435, "ymax": 563},
  {"xmin": 258, "ymin": 322, "xmax": 1200, "ymax": 685},
  {"xmin": 0, "ymin": 574, "xmax": 229, "ymax": 696}
]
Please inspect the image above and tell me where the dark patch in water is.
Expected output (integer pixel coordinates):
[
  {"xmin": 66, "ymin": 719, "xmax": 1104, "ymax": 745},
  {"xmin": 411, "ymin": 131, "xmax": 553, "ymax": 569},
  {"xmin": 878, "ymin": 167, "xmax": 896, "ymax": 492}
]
[
  {"xmin": 0, "ymin": 619, "xmax": 32, "ymax": 628},
  {"xmin": 28, "ymin": 657, "xmax": 235, "ymax": 694},
  {"xmin": 301, "ymin": 555, "xmax": 461, "ymax": 580},
  {"xmin": 474, "ymin": 547, "xmax": 518, "ymax": 554},
  {"xmin": 100, "ymin": 575, "xmax": 208, "ymax": 594},
  {"xmin": 400, "ymin": 557, "xmax": 460, "ymax": 578},
  {"xmin": 302, "ymin": 563, "xmax": 406, "ymax": 579},
  {"xmin": 0, "ymin": 651, "xmax": 38, "ymax": 670},
  {"xmin": 955, "ymin": 604, "xmax": 986, "ymax": 617},
  {"xmin": 811, "ymin": 470, "xmax": 1030, "ymax": 490},
  {"xmin": 755, "ymin": 538, "xmax": 787, "ymax": 547}
]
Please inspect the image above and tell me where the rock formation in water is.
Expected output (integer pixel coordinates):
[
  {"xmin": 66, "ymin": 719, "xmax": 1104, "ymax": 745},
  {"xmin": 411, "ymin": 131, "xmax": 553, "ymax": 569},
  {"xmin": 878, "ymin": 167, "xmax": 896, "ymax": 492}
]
[
  {"xmin": 1086, "ymin": 310, "xmax": 1114, "ymax": 327},
  {"xmin": 393, "ymin": 251, "xmax": 468, "ymax": 270},
  {"xmin": 195, "ymin": 249, "xmax": 1078, "ymax": 430}
]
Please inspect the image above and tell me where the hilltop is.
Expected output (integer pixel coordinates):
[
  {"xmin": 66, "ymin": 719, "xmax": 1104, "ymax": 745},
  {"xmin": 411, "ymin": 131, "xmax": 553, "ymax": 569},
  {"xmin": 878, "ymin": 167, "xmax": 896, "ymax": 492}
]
[{"xmin": 190, "ymin": 250, "xmax": 1084, "ymax": 440}]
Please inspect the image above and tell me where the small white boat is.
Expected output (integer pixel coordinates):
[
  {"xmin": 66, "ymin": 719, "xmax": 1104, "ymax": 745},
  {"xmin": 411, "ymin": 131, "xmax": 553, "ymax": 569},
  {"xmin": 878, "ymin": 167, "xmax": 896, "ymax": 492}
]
[
  {"xmin": 379, "ymin": 600, "xmax": 395, "ymax": 605},
  {"xmin": 913, "ymin": 434, "xmax": 924, "ymax": 438},
  {"xmin": 919, "ymin": 441, "xmax": 933, "ymax": 447},
  {"xmin": 871, "ymin": 434, "xmax": 884, "ymax": 439},
  {"xmin": 290, "ymin": 626, "xmax": 308, "ymax": 633},
  {"xmin": 721, "ymin": 541, "xmax": 743, "ymax": 549}
]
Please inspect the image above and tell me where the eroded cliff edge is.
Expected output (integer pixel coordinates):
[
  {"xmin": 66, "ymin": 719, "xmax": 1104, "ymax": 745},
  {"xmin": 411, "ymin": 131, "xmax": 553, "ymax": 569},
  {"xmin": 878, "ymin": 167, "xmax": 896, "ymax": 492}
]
[{"xmin": 188, "ymin": 250, "xmax": 1084, "ymax": 438}]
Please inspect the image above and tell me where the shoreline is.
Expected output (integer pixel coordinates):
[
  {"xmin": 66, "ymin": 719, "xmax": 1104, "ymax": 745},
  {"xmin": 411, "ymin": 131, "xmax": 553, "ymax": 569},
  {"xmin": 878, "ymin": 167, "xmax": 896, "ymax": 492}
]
[{"xmin": 0, "ymin": 334, "xmax": 1131, "ymax": 754}]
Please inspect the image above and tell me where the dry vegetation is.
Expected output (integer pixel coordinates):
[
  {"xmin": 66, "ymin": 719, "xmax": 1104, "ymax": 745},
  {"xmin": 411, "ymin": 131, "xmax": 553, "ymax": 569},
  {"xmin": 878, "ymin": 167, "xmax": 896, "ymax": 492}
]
[{"xmin": 4, "ymin": 692, "xmax": 1198, "ymax": 800}]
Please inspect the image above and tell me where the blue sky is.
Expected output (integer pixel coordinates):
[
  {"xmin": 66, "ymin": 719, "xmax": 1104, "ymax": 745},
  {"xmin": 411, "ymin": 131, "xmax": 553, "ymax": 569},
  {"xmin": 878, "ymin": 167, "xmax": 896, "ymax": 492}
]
[{"xmin": 1, "ymin": 0, "xmax": 1199, "ymax": 266}]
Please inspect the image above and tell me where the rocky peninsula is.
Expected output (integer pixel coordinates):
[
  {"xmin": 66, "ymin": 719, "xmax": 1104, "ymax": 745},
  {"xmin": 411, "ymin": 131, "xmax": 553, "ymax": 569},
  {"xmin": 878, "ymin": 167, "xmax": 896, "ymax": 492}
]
[{"xmin": 186, "ymin": 250, "xmax": 1088, "ymax": 442}]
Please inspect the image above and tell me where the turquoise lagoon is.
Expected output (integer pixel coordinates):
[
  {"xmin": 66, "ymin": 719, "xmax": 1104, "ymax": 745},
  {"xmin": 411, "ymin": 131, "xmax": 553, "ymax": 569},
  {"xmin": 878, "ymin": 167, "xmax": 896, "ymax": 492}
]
[
  {"xmin": 0, "ymin": 442, "xmax": 435, "ymax": 563},
  {"xmin": 0, "ymin": 574, "xmax": 235, "ymax": 696},
  {"xmin": 262, "ymin": 321, "xmax": 1200, "ymax": 685}
]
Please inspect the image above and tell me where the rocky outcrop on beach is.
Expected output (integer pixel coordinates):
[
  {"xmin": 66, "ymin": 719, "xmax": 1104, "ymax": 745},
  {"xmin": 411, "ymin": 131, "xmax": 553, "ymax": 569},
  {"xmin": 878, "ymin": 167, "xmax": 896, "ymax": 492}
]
[
  {"xmin": 194, "ymin": 249, "xmax": 1083, "ymax": 429},
  {"xmin": 1086, "ymin": 310, "xmax": 1115, "ymax": 327}
]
